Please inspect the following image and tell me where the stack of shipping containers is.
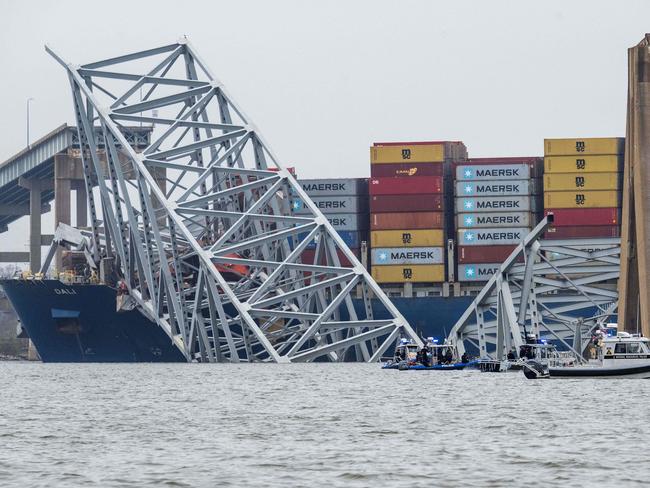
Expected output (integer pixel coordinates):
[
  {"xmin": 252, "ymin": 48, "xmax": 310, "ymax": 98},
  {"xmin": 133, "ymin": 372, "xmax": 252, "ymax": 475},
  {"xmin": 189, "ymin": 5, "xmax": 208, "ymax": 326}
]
[
  {"xmin": 368, "ymin": 141, "xmax": 467, "ymax": 285},
  {"xmin": 455, "ymin": 157, "xmax": 543, "ymax": 283},
  {"xmin": 293, "ymin": 178, "xmax": 369, "ymax": 265},
  {"xmin": 543, "ymin": 138, "xmax": 624, "ymax": 239}
]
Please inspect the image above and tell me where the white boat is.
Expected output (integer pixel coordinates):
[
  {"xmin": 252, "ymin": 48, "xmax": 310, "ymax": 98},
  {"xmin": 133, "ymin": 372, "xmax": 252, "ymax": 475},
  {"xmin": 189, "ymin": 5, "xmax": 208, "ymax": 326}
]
[{"xmin": 524, "ymin": 331, "xmax": 650, "ymax": 379}]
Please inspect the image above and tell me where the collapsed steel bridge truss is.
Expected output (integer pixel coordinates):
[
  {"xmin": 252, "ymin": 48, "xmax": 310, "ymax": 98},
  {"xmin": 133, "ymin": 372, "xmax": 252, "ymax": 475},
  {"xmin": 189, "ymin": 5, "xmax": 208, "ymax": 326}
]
[
  {"xmin": 448, "ymin": 217, "xmax": 620, "ymax": 360},
  {"xmin": 47, "ymin": 39, "xmax": 420, "ymax": 362}
]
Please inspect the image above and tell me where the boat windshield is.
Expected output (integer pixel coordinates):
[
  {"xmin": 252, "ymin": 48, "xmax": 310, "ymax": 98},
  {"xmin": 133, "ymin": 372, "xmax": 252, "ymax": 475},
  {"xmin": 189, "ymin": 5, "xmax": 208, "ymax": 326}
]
[{"xmin": 614, "ymin": 342, "xmax": 645, "ymax": 354}]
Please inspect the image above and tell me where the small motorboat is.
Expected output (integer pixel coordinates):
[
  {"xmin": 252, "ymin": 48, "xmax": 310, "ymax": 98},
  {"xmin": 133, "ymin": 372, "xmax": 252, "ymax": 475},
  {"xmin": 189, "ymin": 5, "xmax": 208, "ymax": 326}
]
[
  {"xmin": 383, "ymin": 338, "xmax": 478, "ymax": 371},
  {"xmin": 523, "ymin": 330, "xmax": 650, "ymax": 379},
  {"xmin": 479, "ymin": 336, "xmax": 576, "ymax": 374}
]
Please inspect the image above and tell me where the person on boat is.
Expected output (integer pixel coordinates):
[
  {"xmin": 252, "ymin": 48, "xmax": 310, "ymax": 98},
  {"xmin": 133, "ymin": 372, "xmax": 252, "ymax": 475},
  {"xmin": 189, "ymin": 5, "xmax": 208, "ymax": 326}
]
[
  {"xmin": 395, "ymin": 347, "xmax": 404, "ymax": 362},
  {"xmin": 461, "ymin": 352, "xmax": 469, "ymax": 364},
  {"xmin": 420, "ymin": 345, "xmax": 431, "ymax": 367},
  {"xmin": 507, "ymin": 349, "xmax": 516, "ymax": 361},
  {"xmin": 416, "ymin": 348, "xmax": 425, "ymax": 366},
  {"xmin": 444, "ymin": 348, "xmax": 453, "ymax": 364}
]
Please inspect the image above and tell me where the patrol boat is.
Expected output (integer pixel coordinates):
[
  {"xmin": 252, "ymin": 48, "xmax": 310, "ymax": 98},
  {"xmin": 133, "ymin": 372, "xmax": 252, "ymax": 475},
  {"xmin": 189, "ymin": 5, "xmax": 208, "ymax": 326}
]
[
  {"xmin": 382, "ymin": 338, "xmax": 478, "ymax": 371},
  {"xmin": 523, "ymin": 331, "xmax": 650, "ymax": 379}
]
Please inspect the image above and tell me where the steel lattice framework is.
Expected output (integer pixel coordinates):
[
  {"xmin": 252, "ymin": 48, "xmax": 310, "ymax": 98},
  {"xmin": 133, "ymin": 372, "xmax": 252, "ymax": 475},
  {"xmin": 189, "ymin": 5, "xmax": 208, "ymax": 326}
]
[
  {"xmin": 47, "ymin": 39, "xmax": 420, "ymax": 362},
  {"xmin": 448, "ymin": 217, "xmax": 620, "ymax": 360}
]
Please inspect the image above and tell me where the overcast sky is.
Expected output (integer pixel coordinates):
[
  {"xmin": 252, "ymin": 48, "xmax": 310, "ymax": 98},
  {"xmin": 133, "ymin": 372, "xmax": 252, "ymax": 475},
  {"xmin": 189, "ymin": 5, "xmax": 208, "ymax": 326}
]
[{"xmin": 1, "ymin": 0, "xmax": 648, "ymax": 254}]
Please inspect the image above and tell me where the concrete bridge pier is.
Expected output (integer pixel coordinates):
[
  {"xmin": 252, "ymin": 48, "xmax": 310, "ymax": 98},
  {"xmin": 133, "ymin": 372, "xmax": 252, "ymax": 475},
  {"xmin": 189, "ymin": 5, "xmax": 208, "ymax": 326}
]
[{"xmin": 17, "ymin": 177, "xmax": 53, "ymax": 273}]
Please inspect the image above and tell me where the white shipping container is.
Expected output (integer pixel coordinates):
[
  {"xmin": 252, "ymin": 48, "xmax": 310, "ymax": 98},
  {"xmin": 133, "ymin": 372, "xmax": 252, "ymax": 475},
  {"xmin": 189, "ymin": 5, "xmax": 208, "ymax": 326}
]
[
  {"xmin": 458, "ymin": 263, "xmax": 502, "ymax": 282},
  {"xmin": 455, "ymin": 196, "xmax": 541, "ymax": 213},
  {"xmin": 455, "ymin": 179, "xmax": 539, "ymax": 197},
  {"xmin": 458, "ymin": 227, "xmax": 531, "ymax": 246},
  {"xmin": 456, "ymin": 164, "xmax": 531, "ymax": 181},
  {"xmin": 297, "ymin": 178, "xmax": 368, "ymax": 197},
  {"xmin": 371, "ymin": 247, "xmax": 444, "ymax": 265},
  {"xmin": 543, "ymin": 243, "xmax": 619, "ymax": 261},
  {"xmin": 292, "ymin": 196, "xmax": 369, "ymax": 215},
  {"xmin": 457, "ymin": 212, "xmax": 532, "ymax": 229},
  {"xmin": 326, "ymin": 213, "xmax": 369, "ymax": 231}
]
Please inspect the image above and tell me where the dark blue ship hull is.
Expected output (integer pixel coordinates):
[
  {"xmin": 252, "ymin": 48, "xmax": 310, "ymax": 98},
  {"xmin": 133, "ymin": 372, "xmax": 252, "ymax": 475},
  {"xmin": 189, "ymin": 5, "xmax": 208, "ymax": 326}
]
[
  {"xmin": 1, "ymin": 279, "xmax": 473, "ymax": 362},
  {"xmin": 1, "ymin": 280, "xmax": 185, "ymax": 362}
]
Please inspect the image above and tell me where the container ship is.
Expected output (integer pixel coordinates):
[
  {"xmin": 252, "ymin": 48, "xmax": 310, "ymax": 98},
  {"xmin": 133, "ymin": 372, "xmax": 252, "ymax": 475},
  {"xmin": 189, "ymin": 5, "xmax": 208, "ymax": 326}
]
[{"xmin": 1, "ymin": 138, "xmax": 624, "ymax": 362}]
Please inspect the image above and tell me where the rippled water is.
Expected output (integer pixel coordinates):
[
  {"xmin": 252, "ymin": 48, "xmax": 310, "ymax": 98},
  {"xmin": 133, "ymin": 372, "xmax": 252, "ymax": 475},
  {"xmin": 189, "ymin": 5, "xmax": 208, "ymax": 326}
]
[{"xmin": 0, "ymin": 363, "xmax": 648, "ymax": 487}]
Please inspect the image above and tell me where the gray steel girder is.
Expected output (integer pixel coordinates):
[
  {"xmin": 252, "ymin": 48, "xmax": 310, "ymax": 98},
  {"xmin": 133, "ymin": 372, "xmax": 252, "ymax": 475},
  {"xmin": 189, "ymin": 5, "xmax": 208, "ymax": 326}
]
[{"xmin": 47, "ymin": 38, "xmax": 420, "ymax": 362}]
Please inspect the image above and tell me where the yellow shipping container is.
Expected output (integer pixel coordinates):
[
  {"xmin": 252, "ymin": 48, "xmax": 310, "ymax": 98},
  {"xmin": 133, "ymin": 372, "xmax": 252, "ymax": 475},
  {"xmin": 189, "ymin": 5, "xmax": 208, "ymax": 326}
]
[
  {"xmin": 544, "ymin": 138, "xmax": 624, "ymax": 156},
  {"xmin": 543, "ymin": 172, "xmax": 621, "ymax": 191},
  {"xmin": 544, "ymin": 155, "xmax": 623, "ymax": 174},
  {"xmin": 543, "ymin": 190, "xmax": 621, "ymax": 209},
  {"xmin": 372, "ymin": 264, "xmax": 445, "ymax": 283},
  {"xmin": 370, "ymin": 144, "xmax": 445, "ymax": 164},
  {"xmin": 370, "ymin": 229, "xmax": 444, "ymax": 247}
]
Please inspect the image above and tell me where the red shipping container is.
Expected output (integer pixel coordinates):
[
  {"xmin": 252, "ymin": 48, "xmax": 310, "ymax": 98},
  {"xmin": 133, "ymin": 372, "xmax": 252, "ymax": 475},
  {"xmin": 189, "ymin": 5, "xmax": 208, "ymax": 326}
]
[
  {"xmin": 370, "ymin": 212, "xmax": 444, "ymax": 230},
  {"xmin": 370, "ymin": 162, "xmax": 444, "ymax": 178},
  {"xmin": 543, "ymin": 208, "xmax": 619, "ymax": 227},
  {"xmin": 369, "ymin": 176, "xmax": 443, "ymax": 195},
  {"xmin": 458, "ymin": 245, "xmax": 519, "ymax": 264},
  {"xmin": 301, "ymin": 248, "xmax": 360, "ymax": 268},
  {"xmin": 370, "ymin": 194, "xmax": 444, "ymax": 213},
  {"xmin": 544, "ymin": 225, "xmax": 621, "ymax": 239}
]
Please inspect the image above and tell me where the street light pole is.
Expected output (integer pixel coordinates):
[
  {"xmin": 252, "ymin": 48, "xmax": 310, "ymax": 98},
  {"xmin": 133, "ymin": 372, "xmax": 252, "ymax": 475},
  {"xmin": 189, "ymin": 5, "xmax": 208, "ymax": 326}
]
[{"xmin": 26, "ymin": 97, "xmax": 34, "ymax": 147}]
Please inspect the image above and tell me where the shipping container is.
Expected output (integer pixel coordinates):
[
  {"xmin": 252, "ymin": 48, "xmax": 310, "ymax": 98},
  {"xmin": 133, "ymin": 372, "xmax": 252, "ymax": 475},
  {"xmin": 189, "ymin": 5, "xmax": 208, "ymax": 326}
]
[
  {"xmin": 543, "ymin": 208, "xmax": 619, "ymax": 227},
  {"xmin": 371, "ymin": 211, "xmax": 444, "ymax": 230},
  {"xmin": 455, "ymin": 163, "xmax": 532, "ymax": 181},
  {"xmin": 292, "ymin": 196, "xmax": 369, "ymax": 214},
  {"xmin": 458, "ymin": 227, "xmax": 530, "ymax": 246},
  {"xmin": 455, "ymin": 179, "xmax": 539, "ymax": 197},
  {"xmin": 457, "ymin": 212, "xmax": 532, "ymax": 229},
  {"xmin": 467, "ymin": 156, "xmax": 542, "ymax": 164},
  {"xmin": 457, "ymin": 263, "xmax": 501, "ymax": 282},
  {"xmin": 373, "ymin": 140, "xmax": 468, "ymax": 160},
  {"xmin": 298, "ymin": 178, "xmax": 368, "ymax": 197},
  {"xmin": 370, "ymin": 194, "xmax": 444, "ymax": 213},
  {"xmin": 457, "ymin": 245, "xmax": 520, "ymax": 264},
  {"xmin": 371, "ymin": 247, "xmax": 444, "ymax": 265},
  {"xmin": 371, "ymin": 264, "xmax": 445, "ymax": 283},
  {"xmin": 370, "ymin": 162, "xmax": 444, "ymax": 178},
  {"xmin": 369, "ymin": 176, "xmax": 443, "ymax": 195},
  {"xmin": 543, "ymin": 190, "xmax": 621, "ymax": 209},
  {"xmin": 326, "ymin": 213, "xmax": 369, "ymax": 231},
  {"xmin": 298, "ymin": 231, "xmax": 367, "ymax": 249},
  {"xmin": 455, "ymin": 196, "xmax": 540, "ymax": 213},
  {"xmin": 543, "ymin": 155, "xmax": 623, "ymax": 174},
  {"xmin": 545, "ymin": 244, "xmax": 619, "ymax": 261},
  {"xmin": 544, "ymin": 137, "xmax": 624, "ymax": 156},
  {"xmin": 544, "ymin": 225, "xmax": 621, "ymax": 239},
  {"xmin": 370, "ymin": 144, "xmax": 445, "ymax": 164},
  {"xmin": 543, "ymin": 172, "xmax": 621, "ymax": 191},
  {"xmin": 371, "ymin": 229, "xmax": 445, "ymax": 247},
  {"xmin": 301, "ymin": 248, "xmax": 359, "ymax": 267}
]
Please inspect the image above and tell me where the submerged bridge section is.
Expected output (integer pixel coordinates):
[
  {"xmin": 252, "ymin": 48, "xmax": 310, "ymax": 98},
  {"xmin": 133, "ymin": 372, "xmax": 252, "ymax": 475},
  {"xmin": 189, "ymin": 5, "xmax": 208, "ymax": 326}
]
[
  {"xmin": 448, "ymin": 216, "xmax": 620, "ymax": 359},
  {"xmin": 46, "ymin": 39, "xmax": 419, "ymax": 362},
  {"xmin": 0, "ymin": 124, "xmax": 150, "ymax": 271}
]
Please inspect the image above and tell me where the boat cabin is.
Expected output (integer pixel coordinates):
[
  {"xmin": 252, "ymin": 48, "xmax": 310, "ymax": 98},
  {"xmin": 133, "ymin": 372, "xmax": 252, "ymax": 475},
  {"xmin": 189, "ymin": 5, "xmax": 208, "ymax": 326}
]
[
  {"xmin": 602, "ymin": 332, "xmax": 650, "ymax": 362},
  {"xmin": 393, "ymin": 339, "xmax": 419, "ymax": 364}
]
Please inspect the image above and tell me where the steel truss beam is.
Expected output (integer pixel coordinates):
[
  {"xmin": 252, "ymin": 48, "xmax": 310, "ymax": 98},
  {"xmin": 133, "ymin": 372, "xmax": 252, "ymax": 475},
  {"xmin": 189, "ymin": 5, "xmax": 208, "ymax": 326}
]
[
  {"xmin": 448, "ymin": 216, "xmax": 620, "ymax": 360},
  {"xmin": 47, "ymin": 38, "xmax": 420, "ymax": 362}
]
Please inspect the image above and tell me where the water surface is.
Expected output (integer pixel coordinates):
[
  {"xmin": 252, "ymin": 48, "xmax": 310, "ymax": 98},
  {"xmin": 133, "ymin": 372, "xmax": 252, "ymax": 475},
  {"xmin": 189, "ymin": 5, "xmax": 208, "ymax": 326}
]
[{"xmin": 0, "ymin": 363, "xmax": 647, "ymax": 487}]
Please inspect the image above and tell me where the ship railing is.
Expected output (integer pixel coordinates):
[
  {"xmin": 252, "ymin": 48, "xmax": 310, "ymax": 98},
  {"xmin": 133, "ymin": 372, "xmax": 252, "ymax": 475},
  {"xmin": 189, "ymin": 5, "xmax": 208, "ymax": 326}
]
[
  {"xmin": 57, "ymin": 271, "xmax": 99, "ymax": 285},
  {"xmin": 547, "ymin": 351, "xmax": 579, "ymax": 368}
]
